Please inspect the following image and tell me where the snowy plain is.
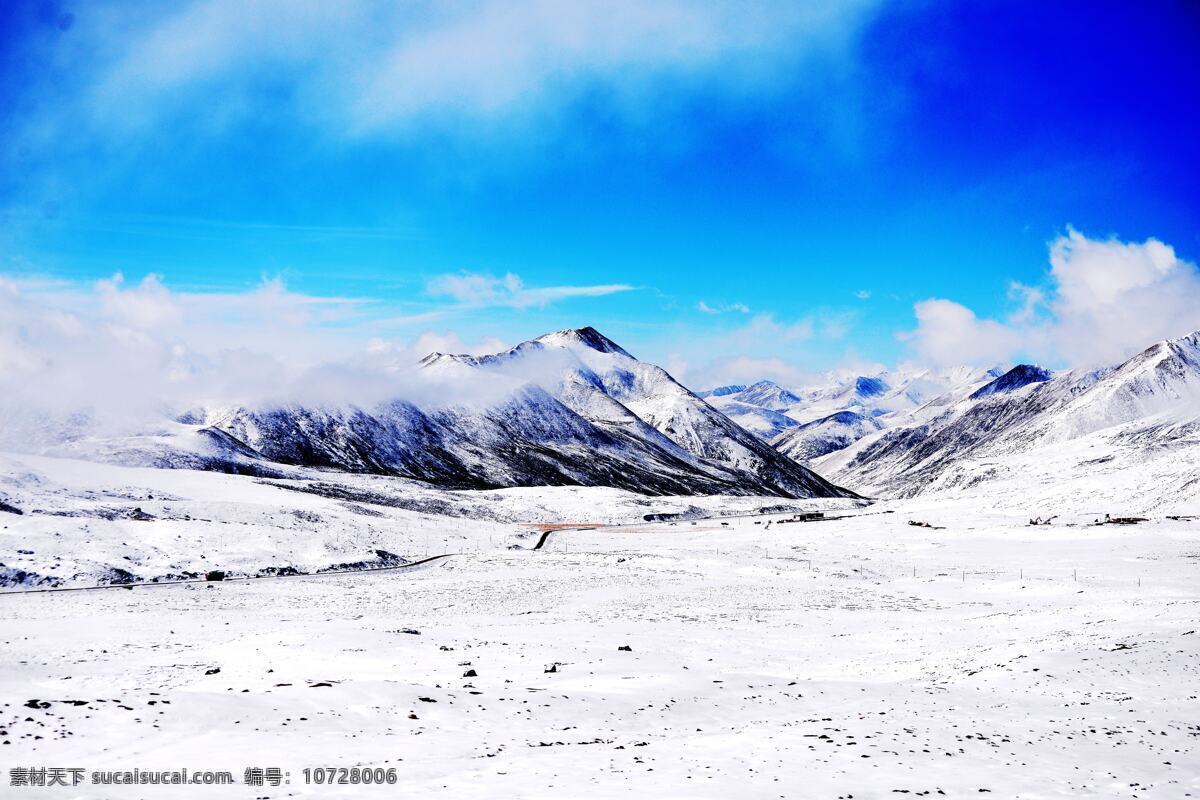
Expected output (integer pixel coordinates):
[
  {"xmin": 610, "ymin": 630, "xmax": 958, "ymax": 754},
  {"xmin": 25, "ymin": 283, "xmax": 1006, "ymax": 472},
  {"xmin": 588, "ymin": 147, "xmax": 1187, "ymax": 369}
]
[{"xmin": 2, "ymin": 452, "xmax": 1198, "ymax": 798}]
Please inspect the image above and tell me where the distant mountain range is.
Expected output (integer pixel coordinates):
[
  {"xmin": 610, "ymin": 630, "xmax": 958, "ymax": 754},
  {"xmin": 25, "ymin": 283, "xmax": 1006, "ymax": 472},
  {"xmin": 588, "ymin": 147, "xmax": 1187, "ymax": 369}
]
[
  {"xmin": 702, "ymin": 329, "xmax": 1200, "ymax": 505},
  {"xmin": 821, "ymin": 330, "xmax": 1200, "ymax": 500},
  {"xmin": 701, "ymin": 365, "xmax": 1004, "ymax": 458}
]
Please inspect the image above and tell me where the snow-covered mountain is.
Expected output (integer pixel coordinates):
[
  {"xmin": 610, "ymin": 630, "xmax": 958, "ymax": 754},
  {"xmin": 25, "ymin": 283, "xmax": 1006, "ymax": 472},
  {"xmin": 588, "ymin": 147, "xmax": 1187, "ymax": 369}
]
[
  {"xmin": 701, "ymin": 368, "xmax": 1000, "ymax": 458},
  {"xmin": 697, "ymin": 384, "xmax": 746, "ymax": 399},
  {"xmin": 21, "ymin": 325, "xmax": 1197, "ymax": 505},
  {"xmin": 699, "ymin": 400, "xmax": 800, "ymax": 439},
  {"xmin": 15, "ymin": 327, "xmax": 853, "ymax": 499},
  {"xmin": 416, "ymin": 328, "xmax": 851, "ymax": 498},
  {"xmin": 732, "ymin": 380, "xmax": 804, "ymax": 410},
  {"xmin": 771, "ymin": 410, "xmax": 886, "ymax": 464},
  {"xmin": 969, "ymin": 364, "xmax": 1052, "ymax": 400},
  {"xmin": 697, "ymin": 380, "xmax": 807, "ymax": 438},
  {"xmin": 819, "ymin": 330, "xmax": 1200, "ymax": 502},
  {"xmin": 790, "ymin": 367, "xmax": 1001, "ymax": 423}
]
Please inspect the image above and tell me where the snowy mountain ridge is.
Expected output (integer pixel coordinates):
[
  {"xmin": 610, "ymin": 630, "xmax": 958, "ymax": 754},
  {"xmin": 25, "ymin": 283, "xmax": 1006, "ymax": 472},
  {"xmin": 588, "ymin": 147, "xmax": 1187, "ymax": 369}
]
[
  {"xmin": 818, "ymin": 329, "xmax": 1200, "ymax": 502},
  {"xmin": 6, "ymin": 327, "xmax": 853, "ymax": 499}
]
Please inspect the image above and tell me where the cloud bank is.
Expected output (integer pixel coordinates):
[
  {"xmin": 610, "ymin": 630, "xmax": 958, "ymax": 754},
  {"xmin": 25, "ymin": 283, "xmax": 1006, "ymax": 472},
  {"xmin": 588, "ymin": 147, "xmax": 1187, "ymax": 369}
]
[
  {"xmin": 0, "ymin": 273, "xmax": 516, "ymax": 448},
  {"xmin": 903, "ymin": 230, "xmax": 1200, "ymax": 369}
]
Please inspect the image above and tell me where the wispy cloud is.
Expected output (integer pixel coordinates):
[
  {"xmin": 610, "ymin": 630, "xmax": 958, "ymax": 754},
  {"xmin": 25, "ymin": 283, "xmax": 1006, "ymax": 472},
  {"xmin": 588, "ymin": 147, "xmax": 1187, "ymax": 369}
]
[
  {"xmin": 7, "ymin": 210, "xmax": 422, "ymax": 242},
  {"xmin": 689, "ymin": 354, "xmax": 818, "ymax": 388},
  {"xmin": 370, "ymin": 310, "xmax": 450, "ymax": 328},
  {"xmin": 59, "ymin": 1, "xmax": 879, "ymax": 138},
  {"xmin": 697, "ymin": 300, "xmax": 751, "ymax": 314},
  {"xmin": 652, "ymin": 308, "xmax": 860, "ymax": 388},
  {"xmin": 0, "ymin": 0, "xmax": 884, "ymax": 220},
  {"xmin": 426, "ymin": 271, "xmax": 633, "ymax": 309}
]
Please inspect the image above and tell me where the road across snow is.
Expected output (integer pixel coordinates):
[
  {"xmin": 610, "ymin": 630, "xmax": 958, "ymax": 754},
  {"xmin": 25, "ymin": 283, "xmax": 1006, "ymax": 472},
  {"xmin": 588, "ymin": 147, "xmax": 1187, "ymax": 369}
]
[{"xmin": 2, "ymin": 496, "xmax": 1198, "ymax": 798}]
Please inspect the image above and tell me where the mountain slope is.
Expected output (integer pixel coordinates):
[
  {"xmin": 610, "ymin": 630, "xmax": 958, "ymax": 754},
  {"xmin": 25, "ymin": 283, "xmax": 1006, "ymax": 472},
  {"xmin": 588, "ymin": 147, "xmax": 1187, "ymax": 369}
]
[
  {"xmin": 195, "ymin": 385, "xmax": 810, "ymax": 496},
  {"xmin": 735, "ymin": 380, "xmax": 804, "ymax": 410},
  {"xmin": 820, "ymin": 330, "xmax": 1200, "ymax": 501},
  {"xmin": 707, "ymin": 400, "xmax": 800, "ymax": 439},
  {"xmin": 421, "ymin": 328, "xmax": 853, "ymax": 498},
  {"xmin": 772, "ymin": 411, "xmax": 886, "ymax": 464}
]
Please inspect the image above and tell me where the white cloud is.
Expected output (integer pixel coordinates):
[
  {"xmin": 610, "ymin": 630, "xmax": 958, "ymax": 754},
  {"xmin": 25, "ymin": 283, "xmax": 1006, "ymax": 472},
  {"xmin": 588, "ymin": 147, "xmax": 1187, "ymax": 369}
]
[
  {"xmin": 95, "ymin": 273, "xmax": 182, "ymax": 328},
  {"xmin": 854, "ymin": 289, "xmax": 870, "ymax": 300},
  {"xmin": 1005, "ymin": 281, "xmax": 1043, "ymax": 326},
  {"xmin": 426, "ymin": 271, "xmax": 632, "ymax": 309},
  {"xmin": 1042, "ymin": 230, "xmax": 1200, "ymax": 365},
  {"xmin": 900, "ymin": 298, "xmax": 1024, "ymax": 368},
  {"xmin": 903, "ymin": 230, "xmax": 1200, "ymax": 368}
]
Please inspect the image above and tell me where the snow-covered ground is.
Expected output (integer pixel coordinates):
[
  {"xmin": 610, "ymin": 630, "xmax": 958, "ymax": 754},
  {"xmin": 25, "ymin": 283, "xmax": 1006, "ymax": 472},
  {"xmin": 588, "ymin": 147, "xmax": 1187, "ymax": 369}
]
[
  {"xmin": 2, "ymin": 455, "xmax": 1198, "ymax": 797},
  {"xmin": 0, "ymin": 452, "xmax": 854, "ymax": 587}
]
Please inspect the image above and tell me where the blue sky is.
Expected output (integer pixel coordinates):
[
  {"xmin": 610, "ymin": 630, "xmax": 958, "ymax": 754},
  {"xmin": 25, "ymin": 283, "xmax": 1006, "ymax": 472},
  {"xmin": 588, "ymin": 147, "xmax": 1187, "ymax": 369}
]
[{"xmin": 2, "ymin": 0, "xmax": 1199, "ymax": 388}]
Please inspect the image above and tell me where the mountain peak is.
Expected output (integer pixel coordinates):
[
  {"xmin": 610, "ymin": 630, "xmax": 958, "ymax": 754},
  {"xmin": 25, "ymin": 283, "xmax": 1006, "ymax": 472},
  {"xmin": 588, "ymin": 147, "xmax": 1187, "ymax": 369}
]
[
  {"xmin": 699, "ymin": 383, "xmax": 748, "ymax": 399},
  {"xmin": 736, "ymin": 380, "xmax": 803, "ymax": 409},
  {"xmin": 969, "ymin": 364, "xmax": 1052, "ymax": 400},
  {"xmin": 854, "ymin": 376, "xmax": 888, "ymax": 397},
  {"xmin": 1160, "ymin": 328, "xmax": 1200, "ymax": 357},
  {"xmin": 418, "ymin": 351, "xmax": 480, "ymax": 368},
  {"xmin": 535, "ymin": 327, "xmax": 632, "ymax": 357}
]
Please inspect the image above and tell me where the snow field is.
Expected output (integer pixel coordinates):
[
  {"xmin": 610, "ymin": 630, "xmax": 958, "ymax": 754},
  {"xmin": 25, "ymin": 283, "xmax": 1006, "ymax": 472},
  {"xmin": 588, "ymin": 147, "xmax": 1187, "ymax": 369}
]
[{"xmin": 2, "ymin": 495, "xmax": 1197, "ymax": 798}]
